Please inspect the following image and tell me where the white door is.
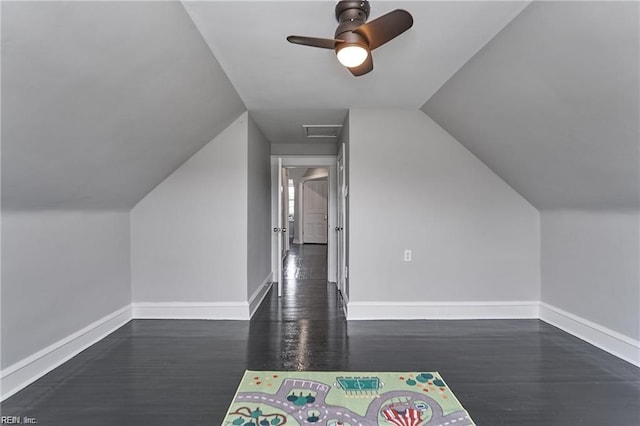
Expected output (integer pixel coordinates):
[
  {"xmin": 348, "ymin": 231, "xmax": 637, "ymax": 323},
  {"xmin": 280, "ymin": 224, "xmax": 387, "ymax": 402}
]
[
  {"xmin": 303, "ymin": 180, "xmax": 328, "ymax": 244},
  {"xmin": 337, "ymin": 146, "xmax": 346, "ymax": 296}
]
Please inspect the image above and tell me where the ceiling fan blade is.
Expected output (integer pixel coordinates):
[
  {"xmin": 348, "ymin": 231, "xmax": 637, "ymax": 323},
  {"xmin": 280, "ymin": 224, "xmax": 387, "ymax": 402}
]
[
  {"xmin": 348, "ymin": 53, "xmax": 373, "ymax": 76},
  {"xmin": 353, "ymin": 9, "xmax": 413, "ymax": 50},
  {"xmin": 287, "ymin": 35, "xmax": 342, "ymax": 49}
]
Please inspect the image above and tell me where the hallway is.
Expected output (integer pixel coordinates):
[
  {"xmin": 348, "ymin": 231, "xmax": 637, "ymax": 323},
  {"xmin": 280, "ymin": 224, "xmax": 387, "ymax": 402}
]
[
  {"xmin": 249, "ymin": 243, "xmax": 347, "ymax": 371},
  {"xmin": 254, "ymin": 243, "xmax": 345, "ymax": 322},
  {"xmin": 283, "ymin": 243, "xmax": 328, "ymax": 281}
]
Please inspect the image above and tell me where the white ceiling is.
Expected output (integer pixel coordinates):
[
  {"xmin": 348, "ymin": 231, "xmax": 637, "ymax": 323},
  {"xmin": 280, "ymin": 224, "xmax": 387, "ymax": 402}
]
[{"xmin": 183, "ymin": 0, "xmax": 530, "ymax": 144}]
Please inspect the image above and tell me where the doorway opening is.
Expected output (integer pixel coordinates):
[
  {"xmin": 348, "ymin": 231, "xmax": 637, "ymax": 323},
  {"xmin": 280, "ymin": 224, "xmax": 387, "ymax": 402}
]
[
  {"xmin": 283, "ymin": 167, "xmax": 329, "ymax": 280},
  {"xmin": 270, "ymin": 156, "xmax": 345, "ymax": 316},
  {"xmin": 287, "ymin": 167, "xmax": 329, "ymax": 246}
]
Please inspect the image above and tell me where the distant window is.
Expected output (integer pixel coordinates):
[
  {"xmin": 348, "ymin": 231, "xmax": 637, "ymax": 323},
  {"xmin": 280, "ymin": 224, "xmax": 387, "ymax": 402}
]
[{"xmin": 288, "ymin": 179, "xmax": 295, "ymax": 220}]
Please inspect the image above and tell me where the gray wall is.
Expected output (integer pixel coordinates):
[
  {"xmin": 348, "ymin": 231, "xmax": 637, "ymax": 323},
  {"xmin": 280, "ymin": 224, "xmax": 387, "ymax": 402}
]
[
  {"xmin": 131, "ymin": 113, "xmax": 248, "ymax": 303},
  {"xmin": 247, "ymin": 114, "xmax": 273, "ymax": 300},
  {"xmin": 421, "ymin": 1, "xmax": 639, "ymax": 344},
  {"xmin": 348, "ymin": 109, "xmax": 540, "ymax": 303},
  {"xmin": 541, "ymin": 210, "xmax": 640, "ymax": 340},
  {"xmin": 1, "ymin": 210, "xmax": 130, "ymax": 368}
]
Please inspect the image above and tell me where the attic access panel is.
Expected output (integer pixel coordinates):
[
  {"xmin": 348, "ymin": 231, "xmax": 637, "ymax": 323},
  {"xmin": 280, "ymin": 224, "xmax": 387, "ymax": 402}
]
[{"xmin": 302, "ymin": 124, "xmax": 343, "ymax": 139}]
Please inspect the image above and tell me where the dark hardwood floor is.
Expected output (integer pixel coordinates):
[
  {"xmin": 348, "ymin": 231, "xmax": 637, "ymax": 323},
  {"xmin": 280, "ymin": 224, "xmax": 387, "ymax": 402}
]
[{"xmin": 2, "ymin": 243, "xmax": 639, "ymax": 425}]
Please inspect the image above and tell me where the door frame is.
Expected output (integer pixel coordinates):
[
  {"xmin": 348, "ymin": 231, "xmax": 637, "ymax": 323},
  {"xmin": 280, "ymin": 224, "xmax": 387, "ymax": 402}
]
[
  {"xmin": 275, "ymin": 158, "xmax": 284, "ymax": 296},
  {"xmin": 270, "ymin": 156, "xmax": 338, "ymax": 286},
  {"xmin": 337, "ymin": 144, "xmax": 347, "ymax": 301}
]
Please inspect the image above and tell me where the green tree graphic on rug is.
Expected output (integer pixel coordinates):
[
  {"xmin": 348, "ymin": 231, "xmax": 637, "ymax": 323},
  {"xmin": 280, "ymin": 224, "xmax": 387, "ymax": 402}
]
[
  {"xmin": 229, "ymin": 407, "xmax": 286, "ymax": 425},
  {"xmin": 305, "ymin": 409, "xmax": 321, "ymax": 422},
  {"xmin": 286, "ymin": 390, "xmax": 316, "ymax": 406}
]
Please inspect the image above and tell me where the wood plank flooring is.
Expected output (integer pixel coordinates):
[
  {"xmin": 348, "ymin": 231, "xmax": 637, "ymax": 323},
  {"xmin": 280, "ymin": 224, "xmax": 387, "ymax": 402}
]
[{"xmin": 2, "ymin": 243, "xmax": 639, "ymax": 425}]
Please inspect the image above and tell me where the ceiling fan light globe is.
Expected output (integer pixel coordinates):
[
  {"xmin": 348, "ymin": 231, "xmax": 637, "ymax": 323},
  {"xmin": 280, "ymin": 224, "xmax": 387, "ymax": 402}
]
[{"xmin": 336, "ymin": 44, "xmax": 369, "ymax": 68}]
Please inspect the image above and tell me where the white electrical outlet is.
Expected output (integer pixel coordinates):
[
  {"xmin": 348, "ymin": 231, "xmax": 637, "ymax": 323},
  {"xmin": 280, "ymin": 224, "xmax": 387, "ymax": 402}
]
[{"xmin": 404, "ymin": 249, "xmax": 412, "ymax": 262}]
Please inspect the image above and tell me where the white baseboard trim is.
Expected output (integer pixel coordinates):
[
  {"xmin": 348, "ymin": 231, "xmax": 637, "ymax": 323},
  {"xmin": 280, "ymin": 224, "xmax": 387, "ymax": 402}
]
[
  {"xmin": 132, "ymin": 302, "xmax": 250, "ymax": 320},
  {"xmin": 539, "ymin": 302, "xmax": 640, "ymax": 367},
  {"xmin": 3, "ymin": 299, "xmax": 636, "ymax": 402},
  {"xmin": 0, "ymin": 304, "xmax": 132, "ymax": 401},
  {"xmin": 249, "ymin": 273, "xmax": 273, "ymax": 318},
  {"xmin": 347, "ymin": 301, "xmax": 539, "ymax": 320}
]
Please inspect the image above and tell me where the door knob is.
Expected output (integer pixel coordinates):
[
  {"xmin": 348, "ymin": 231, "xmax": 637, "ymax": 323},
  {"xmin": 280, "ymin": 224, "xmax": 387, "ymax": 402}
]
[
  {"xmin": 282, "ymin": 228, "xmax": 287, "ymax": 233},
  {"xmin": 273, "ymin": 227, "xmax": 280, "ymax": 232}
]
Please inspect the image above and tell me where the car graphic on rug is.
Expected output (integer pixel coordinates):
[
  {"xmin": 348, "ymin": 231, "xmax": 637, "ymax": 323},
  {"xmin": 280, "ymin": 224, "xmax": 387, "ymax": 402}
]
[{"xmin": 223, "ymin": 371, "xmax": 475, "ymax": 425}]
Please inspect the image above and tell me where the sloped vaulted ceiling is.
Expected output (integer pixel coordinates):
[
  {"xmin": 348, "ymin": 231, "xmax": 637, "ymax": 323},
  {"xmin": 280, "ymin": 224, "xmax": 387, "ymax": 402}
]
[
  {"xmin": 422, "ymin": 1, "xmax": 639, "ymax": 211},
  {"xmin": 5, "ymin": 1, "xmax": 636, "ymax": 212},
  {"xmin": 2, "ymin": 1, "xmax": 245, "ymax": 210}
]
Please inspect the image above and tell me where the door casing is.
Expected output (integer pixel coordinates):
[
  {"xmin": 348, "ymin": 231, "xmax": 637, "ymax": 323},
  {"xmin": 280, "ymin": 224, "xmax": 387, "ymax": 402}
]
[
  {"xmin": 270, "ymin": 156, "xmax": 338, "ymax": 287},
  {"xmin": 337, "ymin": 145, "xmax": 347, "ymax": 301}
]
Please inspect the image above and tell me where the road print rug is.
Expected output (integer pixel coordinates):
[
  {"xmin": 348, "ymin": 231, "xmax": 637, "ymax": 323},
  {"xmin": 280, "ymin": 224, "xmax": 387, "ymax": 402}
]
[{"xmin": 222, "ymin": 371, "xmax": 475, "ymax": 425}]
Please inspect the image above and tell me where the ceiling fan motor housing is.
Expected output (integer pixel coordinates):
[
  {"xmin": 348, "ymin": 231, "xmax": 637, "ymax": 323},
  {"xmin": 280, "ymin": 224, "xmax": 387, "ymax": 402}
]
[
  {"xmin": 335, "ymin": 1, "xmax": 370, "ymax": 22},
  {"xmin": 334, "ymin": 1, "xmax": 371, "ymax": 49}
]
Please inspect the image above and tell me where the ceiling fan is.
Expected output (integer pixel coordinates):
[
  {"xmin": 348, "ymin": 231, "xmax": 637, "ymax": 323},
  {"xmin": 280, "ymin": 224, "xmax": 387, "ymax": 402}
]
[{"xmin": 287, "ymin": 1, "xmax": 413, "ymax": 76}]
